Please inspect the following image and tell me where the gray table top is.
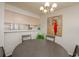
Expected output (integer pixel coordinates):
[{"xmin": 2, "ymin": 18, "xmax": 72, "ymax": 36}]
[{"xmin": 12, "ymin": 40, "xmax": 69, "ymax": 57}]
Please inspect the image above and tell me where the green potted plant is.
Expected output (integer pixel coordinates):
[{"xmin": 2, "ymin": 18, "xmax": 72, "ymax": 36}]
[
  {"xmin": 36, "ymin": 33, "xmax": 45, "ymax": 40},
  {"xmin": 36, "ymin": 26, "xmax": 46, "ymax": 40}
]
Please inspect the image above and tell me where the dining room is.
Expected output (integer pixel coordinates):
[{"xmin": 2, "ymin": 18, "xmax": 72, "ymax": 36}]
[{"xmin": 0, "ymin": 1, "xmax": 79, "ymax": 57}]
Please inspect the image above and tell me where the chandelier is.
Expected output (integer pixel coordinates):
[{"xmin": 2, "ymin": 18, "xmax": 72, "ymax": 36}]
[{"xmin": 40, "ymin": 2, "xmax": 57, "ymax": 13}]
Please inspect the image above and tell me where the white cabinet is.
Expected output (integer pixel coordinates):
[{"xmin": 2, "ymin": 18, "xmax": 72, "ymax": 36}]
[
  {"xmin": 4, "ymin": 30, "xmax": 38, "ymax": 56},
  {"xmin": 4, "ymin": 32, "xmax": 21, "ymax": 56}
]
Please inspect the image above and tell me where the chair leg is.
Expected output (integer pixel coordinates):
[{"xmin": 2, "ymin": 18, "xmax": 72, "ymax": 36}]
[{"xmin": 53, "ymin": 36, "xmax": 55, "ymax": 42}]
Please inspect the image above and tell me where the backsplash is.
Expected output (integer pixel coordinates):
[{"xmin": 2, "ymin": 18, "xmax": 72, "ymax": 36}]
[{"xmin": 4, "ymin": 23, "xmax": 39, "ymax": 32}]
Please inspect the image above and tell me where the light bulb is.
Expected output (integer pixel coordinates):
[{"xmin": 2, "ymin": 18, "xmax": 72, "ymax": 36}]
[
  {"xmin": 40, "ymin": 6, "xmax": 44, "ymax": 11},
  {"xmin": 50, "ymin": 8, "xmax": 54, "ymax": 12},
  {"xmin": 44, "ymin": 9, "xmax": 47, "ymax": 13},
  {"xmin": 44, "ymin": 2, "xmax": 50, "ymax": 7},
  {"xmin": 52, "ymin": 3, "xmax": 57, "ymax": 8}
]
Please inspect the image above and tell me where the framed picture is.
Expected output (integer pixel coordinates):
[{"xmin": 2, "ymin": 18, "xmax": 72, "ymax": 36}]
[{"xmin": 47, "ymin": 15, "xmax": 62, "ymax": 37}]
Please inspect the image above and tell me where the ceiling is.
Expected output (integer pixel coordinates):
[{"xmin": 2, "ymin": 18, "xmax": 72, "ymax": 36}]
[{"xmin": 6, "ymin": 2, "xmax": 79, "ymax": 15}]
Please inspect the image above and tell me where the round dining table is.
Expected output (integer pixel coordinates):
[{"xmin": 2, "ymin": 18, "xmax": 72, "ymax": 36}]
[{"xmin": 12, "ymin": 40, "xmax": 69, "ymax": 57}]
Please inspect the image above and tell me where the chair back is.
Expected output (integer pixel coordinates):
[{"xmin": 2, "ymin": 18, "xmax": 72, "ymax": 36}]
[
  {"xmin": 72, "ymin": 45, "xmax": 79, "ymax": 57},
  {"xmin": 22, "ymin": 34, "xmax": 31, "ymax": 42},
  {"xmin": 0, "ymin": 47, "xmax": 5, "ymax": 57},
  {"xmin": 77, "ymin": 45, "xmax": 79, "ymax": 56}
]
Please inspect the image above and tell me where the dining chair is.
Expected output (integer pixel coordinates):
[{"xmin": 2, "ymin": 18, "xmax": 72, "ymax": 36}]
[
  {"xmin": 72, "ymin": 45, "xmax": 79, "ymax": 57},
  {"xmin": 46, "ymin": 35, "xmax": 55, "ymax": 42},
  {"xmin": 0, "ymin": 47, "xmax": 5, "ymax": 57},
  {"xmin": 22, "ymin": 34, "xmax": 32, "ymax": 43}
]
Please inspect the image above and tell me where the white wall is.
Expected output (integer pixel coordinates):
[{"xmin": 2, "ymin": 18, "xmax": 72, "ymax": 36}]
[
  {"xmin": 40, "ymin": 15, "xmax": 47, "ymax": 34},
  {"xmin": 40, "ymin": 4, "xmax": 79, "ymax": 55},
  {"xmin": 0, "ymin": 3, "xmax": 4, "ymax": 47}
]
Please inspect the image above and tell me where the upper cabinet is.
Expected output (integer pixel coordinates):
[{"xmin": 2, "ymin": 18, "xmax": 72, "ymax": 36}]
[{"xmin": 4, "ymin": 10, "xmax": 40, "ymax": 32}]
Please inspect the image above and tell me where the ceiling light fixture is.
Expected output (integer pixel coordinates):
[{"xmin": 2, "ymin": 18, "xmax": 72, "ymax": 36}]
[{"xmin": 40, "ymin": 2, "xmax": 57, "ymax": 14}]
